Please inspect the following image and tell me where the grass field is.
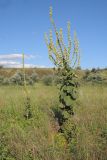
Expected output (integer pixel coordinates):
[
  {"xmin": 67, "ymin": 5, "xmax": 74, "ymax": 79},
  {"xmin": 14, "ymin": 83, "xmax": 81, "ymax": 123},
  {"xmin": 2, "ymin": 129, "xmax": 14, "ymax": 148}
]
[{"xmin": 0, "ymin": 83, "xmax": 107, "ymax": 160}]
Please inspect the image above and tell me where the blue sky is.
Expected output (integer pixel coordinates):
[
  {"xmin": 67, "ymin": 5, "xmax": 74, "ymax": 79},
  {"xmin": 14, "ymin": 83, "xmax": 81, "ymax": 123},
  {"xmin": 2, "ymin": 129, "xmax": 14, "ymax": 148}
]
[{"xmin": 0, "ymin": 0, "xmax": 107, "ymax": 68}]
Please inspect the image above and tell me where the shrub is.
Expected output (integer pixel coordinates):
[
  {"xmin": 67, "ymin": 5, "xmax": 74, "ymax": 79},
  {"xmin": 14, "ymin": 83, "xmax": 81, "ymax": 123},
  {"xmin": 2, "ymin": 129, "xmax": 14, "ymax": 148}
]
[
  {"xmin": 28, "ymin": 79, "xmax": 34, "ymax": 85},
  {"xmin": 0, "ymin": 76, "xmax": 4, "ymax": 84},
  {"xmin": 9, "ymin": 71, "xmax": 35, "ymax": 86},
  {"xmin": 30, "ymin": 72, "xmax": 39, "ymax": 82},
  {"xmin": 2, "ymin": 78, "xmax": 10, "ymax": 85},
  {"xmin": 42, "ymin": 75, "xmax": 53, "ymax": 86},
  {"xmin": 9, "ymin": 72, "xmax": 23, "ymax": 85},
  {"xmin": 86, "ymin": 74, "xmax": 105, "ymax": 83}
]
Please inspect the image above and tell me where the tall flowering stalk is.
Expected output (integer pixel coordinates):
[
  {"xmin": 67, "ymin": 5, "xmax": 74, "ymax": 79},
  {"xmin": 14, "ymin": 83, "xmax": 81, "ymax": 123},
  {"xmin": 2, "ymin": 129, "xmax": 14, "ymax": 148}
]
[
  {"xmin": 22, "ymin": 53, "xmax": 32, "ymax": 119},
  {"xmin": 45, "ymin": 7, "xmax": 80, "ymax": 145},
  {"xmin": 45, "ymin": 7, "xmax": 80, "ymax": 69}
]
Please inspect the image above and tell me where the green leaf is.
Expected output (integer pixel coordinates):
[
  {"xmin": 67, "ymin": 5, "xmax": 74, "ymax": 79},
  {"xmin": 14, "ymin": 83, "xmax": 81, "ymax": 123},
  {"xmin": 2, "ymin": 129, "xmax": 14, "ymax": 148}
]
[
  {"xmin": 64, "ymin": 95, "xmax": 73, "ymax": 106},
  {"xmin": 71, "ymin": 89, "xmax": 78, "ymax": 100},
  {"xmin": 60, "ymin": 91, "xmax": 66, "ymax": 101},
  {"xmin": 62, "ymin": 111, "xmax": 71, "ymax": 120}
]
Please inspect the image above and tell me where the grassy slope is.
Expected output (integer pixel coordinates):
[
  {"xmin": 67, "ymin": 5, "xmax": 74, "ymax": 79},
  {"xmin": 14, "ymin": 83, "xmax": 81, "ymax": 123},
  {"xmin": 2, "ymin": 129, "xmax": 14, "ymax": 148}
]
[
  {"xmin": 0, "ymin": 84, "xmax": 107, "ymax": 159},
  {"xmin": 0, "ymin": 68, "xmax": 54, "ymax": 78},
  {"xmin": 1, "ymin": 68, "xmax": 107, "ymax": 82}
]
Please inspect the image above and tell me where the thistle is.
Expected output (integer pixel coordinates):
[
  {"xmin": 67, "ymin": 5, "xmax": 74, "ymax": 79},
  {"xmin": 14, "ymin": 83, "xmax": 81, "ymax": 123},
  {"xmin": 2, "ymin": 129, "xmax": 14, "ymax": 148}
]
[{"xmin": 45, "ymin": 7, "xmax": 80, "ymax": 144}]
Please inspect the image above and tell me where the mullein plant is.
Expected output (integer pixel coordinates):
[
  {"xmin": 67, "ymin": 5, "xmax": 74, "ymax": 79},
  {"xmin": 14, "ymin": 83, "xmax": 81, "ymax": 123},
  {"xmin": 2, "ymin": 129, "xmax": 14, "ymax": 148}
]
[
  {"xmin": 22, "ymin": 53, "xmax": 32, "ymax": 119},
  {"xmin": 45, "ymin": 7, "xmax": 80, "ymax": 149}
]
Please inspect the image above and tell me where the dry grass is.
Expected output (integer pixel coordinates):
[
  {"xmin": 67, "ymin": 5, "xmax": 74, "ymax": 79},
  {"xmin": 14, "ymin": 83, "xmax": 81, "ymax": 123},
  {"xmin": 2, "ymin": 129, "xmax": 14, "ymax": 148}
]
[{"xmin": 0, "ymin": 83, "xmax": 107, "ymax": 159}]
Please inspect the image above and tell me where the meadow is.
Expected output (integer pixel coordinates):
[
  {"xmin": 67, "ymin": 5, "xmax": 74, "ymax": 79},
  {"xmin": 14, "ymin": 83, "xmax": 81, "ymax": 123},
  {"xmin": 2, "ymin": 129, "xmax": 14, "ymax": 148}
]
[
  {"xmin": 0, "ymin": 81, "xmax": 107, "ymax": 160},
  {"xmin": 0, "ymin": 3, "xmax": 107, "ymax": 160}
]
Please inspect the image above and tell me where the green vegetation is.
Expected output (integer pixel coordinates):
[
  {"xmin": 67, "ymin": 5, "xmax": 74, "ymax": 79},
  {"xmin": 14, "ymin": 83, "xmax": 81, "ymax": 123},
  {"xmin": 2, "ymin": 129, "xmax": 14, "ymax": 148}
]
[
  {"xmin": 45, "ymin": 6, "xmax": 80, "ymax": 155},
  {"xmin": 0, "ymin": 71, "xmax": 38, "ymax": 86},
  {"xmin": 42, "ymin": 75, "xmax": 54, "ymax": 86},
  {"xmin": 0, "ymin": 6, "xmax": 107, "ymax": 160},
  {"xmin": 0, "ymin": 67, "xmax": 107, "ymax": 86},
  {"xmin": 22, "ymin": 53, "xmax": 33, "ymax": 120},
  {"xmin": 0, "ymin": 83, "xmax": 107, "ymax": 159}
]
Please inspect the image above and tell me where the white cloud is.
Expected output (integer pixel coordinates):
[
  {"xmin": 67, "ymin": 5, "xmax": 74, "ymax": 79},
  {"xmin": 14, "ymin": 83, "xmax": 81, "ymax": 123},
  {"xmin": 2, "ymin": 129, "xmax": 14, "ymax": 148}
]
[
  {"xmin": 0, "ymin": 60, "xmax": 20, "ymax": 65},
  {"xmin": 0, "ymin": 54, "xmax": 34, "ymax": 59},
  {"xmin": 0, "ymin": 54, "xmax": 45, "ymax": 68},
  {"xmin": 0, "ymin": 54, "xmax": 22, "ymax": 59},
  {"xmin": 0, "ymin": 60, "xmax": 46, "ymax": 68},
  {"xmin": 11, "ymin": 64, "xmax": 47, "ymax": 68}
]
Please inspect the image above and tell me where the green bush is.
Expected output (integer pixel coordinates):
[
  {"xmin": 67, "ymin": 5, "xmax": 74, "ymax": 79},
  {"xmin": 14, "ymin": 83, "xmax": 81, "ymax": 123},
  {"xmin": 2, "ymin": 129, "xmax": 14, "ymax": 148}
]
[
  {"xmin": 42, "ymin": 75, "xmax": 53, "ymax": 86},
  {"xmin": 0, "ymin": 76, "xmax": 4, "ymax": 84},
  {"xmin": 9, "ymin": 71, "xmax": 36, "ymax": 86},
  {"xmin": 30, "ymin": 72, "xmax": 39, "ymax": 82},
  {"xmin": 2, "ymin": 78, "xmax": 10, "ymax": 85},
  {"xmin": 9, "ymin": 72, "xmax": 23, "ymax": 85},
  {"xmin": 0, "ymin": 72, "xmax": 38, "ymax": 86},
  {"xmin": 86, "ymin": 74, "xmax": 105, "ymax": 83}
]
